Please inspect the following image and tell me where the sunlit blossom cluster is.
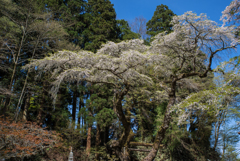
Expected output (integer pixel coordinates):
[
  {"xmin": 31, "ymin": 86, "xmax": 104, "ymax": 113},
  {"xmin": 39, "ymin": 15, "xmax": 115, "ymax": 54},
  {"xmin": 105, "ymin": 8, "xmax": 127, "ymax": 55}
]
[{"xmin": 221, "ymin": 0, "xmax": 240, "ymax": 26}]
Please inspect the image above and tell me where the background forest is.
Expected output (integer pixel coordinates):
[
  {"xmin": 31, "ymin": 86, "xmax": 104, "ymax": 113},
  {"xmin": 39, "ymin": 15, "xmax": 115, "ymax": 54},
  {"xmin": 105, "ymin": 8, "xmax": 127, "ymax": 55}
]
[{"xmin": 0, "ymin": 0, "xmax": 240, "ymax": 161}]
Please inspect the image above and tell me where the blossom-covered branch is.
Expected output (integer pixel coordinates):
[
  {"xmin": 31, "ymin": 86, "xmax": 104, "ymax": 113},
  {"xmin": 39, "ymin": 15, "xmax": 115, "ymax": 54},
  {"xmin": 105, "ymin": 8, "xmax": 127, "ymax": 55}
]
[{"xmin": 221, "ymin": 0, "xmax": 240, "ymax": 26}]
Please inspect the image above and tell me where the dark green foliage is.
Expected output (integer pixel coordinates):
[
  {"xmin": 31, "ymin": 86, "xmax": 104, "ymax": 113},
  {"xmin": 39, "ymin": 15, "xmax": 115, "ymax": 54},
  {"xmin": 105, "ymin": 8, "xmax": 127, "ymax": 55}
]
[
  {"xmin": 167, "ymin": 117, "xmax": 220, "ymax": 161},
  {"xmin": 84, "ymin": 0, "xmax": 118, "ymax": 52},
  {"xmin": 146, "ymin": 4, "xmax": 175, "ymax": 37},
  {"xmin": 116, "ymin": 19, "xmax": 140, "ymax": 41},
  {"xmin": 43, "ymin": 0, "xmax": 138, "ymax": 51},
  {"xmin": 84, "ymin": 84, "xmax": 114, "ymax": 125},
  {"xmin": 42, "ymin": 0, "xmax": 86, "ymax": 48},
  {"xmin": 96, "ymin": 108, "xmax": 116, "ymax": 129}
]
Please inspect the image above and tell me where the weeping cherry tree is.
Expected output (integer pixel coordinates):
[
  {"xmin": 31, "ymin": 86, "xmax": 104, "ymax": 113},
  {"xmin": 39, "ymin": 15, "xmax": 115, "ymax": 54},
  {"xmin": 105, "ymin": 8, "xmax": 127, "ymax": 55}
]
[{"xmin": 24, "ymin": 11, "xmax": 238, "ymax": 161}]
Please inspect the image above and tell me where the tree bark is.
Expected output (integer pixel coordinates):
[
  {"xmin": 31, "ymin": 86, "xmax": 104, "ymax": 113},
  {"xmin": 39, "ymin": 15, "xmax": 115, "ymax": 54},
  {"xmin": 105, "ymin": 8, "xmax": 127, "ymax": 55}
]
[
  {"xmin": 104, "ymin": 126, "xmax": 109, "ymax": 144},
  {"xmin": 111, "ymin": 84, "xmax": 135, "ymax": 161},
  {"xmin": 129, "ymin": 142, "xmax": 154, "ymax": 147},
  {"xmin": 213, "ymin": 114, "xmax": 223, "ymax": 150},
  {"xmin": 14, "ymin": 36, "xmax": 40, "ymax": 121},
  {"xmin": 3, "ymin": 27, "xmax": 26, "ymax": 118},
  {"xmin": 78, "ymin": 88, "xmax": 84, "ymax": 129},
  {"xmin": 37, "ymin": 105, "xmax": 43, "ymax": 125},
  {"xmin": 113, "ymin": 99, "xmax": 134, "ymax": 161},
  {"xmin": 142, "ymin": 81, "xmax": 176, "ymax": 161},
  {"xmin": 128, "ymin": 148, "xmax": 151, "ymax": 152},
  {"xmin": 22, "ymin": 93, "xmax": 30, "ymax": 121},
  {"xmin": 95, "ymin": 124, "xmax": 101, "ymax": 160},
  {"xmin": 72, "ymin": 85, "xmax": 77, "ymax": 122},
  {"xmin": 78, "ymin": 99, "xmax": 81, "ymax": 129},
  {"xmin": 84, "ymin": 113, "xmax": 86, "ymax": 134},
  {"xmin": 86, "ymin": 111, "xmax": 93, "ymax": 159},
  {"xmin": 222, "ymin": 134, "xmax": 226, "ymax": 157},
  {"xmin": 0, "ymin": 98, "xmax": 3, "ymax": 110},
  {"xmin": 37, "ymin": 80, "xmax": 47, "ymax": 125}
]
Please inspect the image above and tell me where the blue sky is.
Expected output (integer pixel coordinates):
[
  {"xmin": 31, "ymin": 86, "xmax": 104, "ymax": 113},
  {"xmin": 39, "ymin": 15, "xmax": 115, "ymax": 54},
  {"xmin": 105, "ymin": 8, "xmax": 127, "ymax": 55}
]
[{"xmin": 110, "ymin": 0, "xmax": 232, "ymax": 24}]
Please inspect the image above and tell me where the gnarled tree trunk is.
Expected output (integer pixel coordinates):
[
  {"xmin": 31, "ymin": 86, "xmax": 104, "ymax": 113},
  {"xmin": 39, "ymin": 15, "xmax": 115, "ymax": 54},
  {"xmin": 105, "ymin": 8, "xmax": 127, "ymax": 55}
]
[
  {"xmin": 142, "ymin": 81, "xmax": 176, "ymax": 161},
  {"xmin": 112, "ymin": 87, "xmax": 135, "ymax": 161}
]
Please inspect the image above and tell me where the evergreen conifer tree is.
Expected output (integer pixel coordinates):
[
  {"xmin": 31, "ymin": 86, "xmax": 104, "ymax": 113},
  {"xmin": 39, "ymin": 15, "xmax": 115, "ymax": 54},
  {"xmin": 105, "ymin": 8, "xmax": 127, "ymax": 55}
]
[
  {"xmin": 84, "ymin": 0, "xmax": 118, "ymax": 52},
  {"xmin": 146, "ymin": 4, "xmax": 175, "ymax": 38},
  {"xmin": 43, "ymin": 0, "xmax": 86, "ymax": 48},
  {"xmin": 116, "ymin": 19, "xmax": 140, "ymax": 41}
]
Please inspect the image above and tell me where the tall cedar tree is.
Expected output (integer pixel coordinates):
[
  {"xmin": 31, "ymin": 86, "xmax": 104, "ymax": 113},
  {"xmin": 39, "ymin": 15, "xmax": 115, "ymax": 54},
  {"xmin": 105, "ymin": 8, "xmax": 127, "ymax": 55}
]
[
  {"xmin": 84, "ymin": 0, "xmax": 118, "ymax": 52},
  {"xmin": 146, "ymin": 4, "xmax": 175, "ymax": 38},
  {"xmin": 43, "ymin": 0, "xmax": 86, "ymax": 48}
]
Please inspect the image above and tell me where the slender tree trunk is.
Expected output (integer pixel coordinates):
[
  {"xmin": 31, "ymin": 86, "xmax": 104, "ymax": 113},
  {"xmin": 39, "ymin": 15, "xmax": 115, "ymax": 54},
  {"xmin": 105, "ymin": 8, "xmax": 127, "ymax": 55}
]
[
  {"xmin": 222, "ymin": 135, "xmax": 226, "ymax": 157},
  {"xmin": 72, "ymin": 86, "xmax": 77, "ymax": 123},
  {"xmin": 104, "ymin": 126, "xmax": 109, "ymax": 144},
  {"xmin": 86, "ymin": 125, "xmax": 92, "ymax": 160},
  {"xmin": 3, "ymin": 28, "xmax": 26, "ymax": 117},
  {"xmin": 95, "ymin": 124, "xmax": 101, "ymax": 160},
  {"xmin": 78, "ymin": 94, "xmax": 83, "ymax": 129},
  {"xmin": 213, "ymin": 119, "xmax": 222, "ymax": 150},
  {"xmin": 52, "ymin": 87, "xmax": 64, "ymax": 130},
  {"xmin": 37, "ymin": 103, "xmax": 43, "ymax": 125},
  {"xmin": 14, "ymin": 73, "xmax": 29, "ymax": 121},
  {"xmin": 37, "ymin": 80, "xmax": 47, "ymax": 125},
  {"xmin": 0, "ymin": 98, "xmax": 3, "ymax": 112},
  {"xmin": 22, "ymin": 93, "xmax": 30, "ymax": 121},
  {"xmin": 84, "ymin": 114, "xmax": 86, "ymax": 133},
  {"xmin": 55, "ymin": 88, "xmax": 62, "ymax": 111},
  {"xmin": 78, "ymin": 100, "xmax": 81, "ymax": 129},
  {"xmin": 86, "ymin": 111, "xmax": 92, "ymax": 159},
  {"xmin": 37, "ymin": 104, "xmax": 43, "ymax": 125},
  {"xmin": 14, "ymin": 36, "xmax": 40, "ymax": 121}
]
